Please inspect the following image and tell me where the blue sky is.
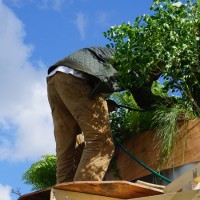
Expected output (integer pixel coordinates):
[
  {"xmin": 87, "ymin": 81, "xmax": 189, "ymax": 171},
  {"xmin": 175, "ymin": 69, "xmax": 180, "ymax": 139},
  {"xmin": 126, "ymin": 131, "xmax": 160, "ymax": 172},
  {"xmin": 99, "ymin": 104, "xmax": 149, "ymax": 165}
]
[{"xmin": 0, "ymin": 0, "xmax": 152, "ymax": 199}]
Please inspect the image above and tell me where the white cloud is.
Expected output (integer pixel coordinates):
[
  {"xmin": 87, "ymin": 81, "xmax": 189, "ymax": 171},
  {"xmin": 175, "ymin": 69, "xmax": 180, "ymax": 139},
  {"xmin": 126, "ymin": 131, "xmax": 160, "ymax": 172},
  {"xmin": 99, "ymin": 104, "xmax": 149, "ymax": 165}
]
[
  {"xmin": 95, "ymin": 11, "xmax": 109, "ymax": 26},
  {"xmin": 51, "ymin": 0, "xmax": 65, "ymax": 10},
  {"xmin": 38, "ymin": 0, "xmax": 66, "ymax": 11},
  {"xmin": 0, "ymin": 1, "xmax": 55, "ymax": 161},
  {"xmin": 74, "ymin": 11, "xmax": 88, "ymax": 39},
  {"xmin": 0, "ymin": 184, "xmax": 12, "ymax": 200}
]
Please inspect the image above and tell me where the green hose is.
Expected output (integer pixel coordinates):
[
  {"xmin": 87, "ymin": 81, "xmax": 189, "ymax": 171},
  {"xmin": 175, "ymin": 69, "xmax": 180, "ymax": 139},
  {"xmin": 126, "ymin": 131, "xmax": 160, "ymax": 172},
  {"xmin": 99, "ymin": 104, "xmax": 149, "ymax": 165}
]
[{"xmin": 113, "ymin": 135, "xmax": 172, "ymax": 184}]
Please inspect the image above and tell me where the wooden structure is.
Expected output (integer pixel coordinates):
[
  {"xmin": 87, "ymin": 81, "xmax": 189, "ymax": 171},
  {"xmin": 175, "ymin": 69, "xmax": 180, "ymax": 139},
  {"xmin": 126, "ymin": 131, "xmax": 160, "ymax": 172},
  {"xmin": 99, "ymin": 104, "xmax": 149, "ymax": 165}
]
[
  {"xmin": 18, "ymin": 162, "xmax": 200, "ymax": 199},
  {"xmin": 117, "ymin": 119, "xmax": 200, "ymax": 181},
  {"xmin": 18, "ymin": 180, "xmax": 164, "ymax": 200},
  {"xmin": 18, "ymin": 119, "xmax": 200, "ymax": 199}
]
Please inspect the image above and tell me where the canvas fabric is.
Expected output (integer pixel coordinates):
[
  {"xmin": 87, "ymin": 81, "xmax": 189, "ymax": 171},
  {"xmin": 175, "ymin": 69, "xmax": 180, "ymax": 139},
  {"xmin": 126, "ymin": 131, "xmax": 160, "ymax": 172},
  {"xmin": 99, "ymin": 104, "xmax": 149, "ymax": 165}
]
[{"xmin": 47, "ymin": 71, "xmax": 115, "ymax": 183}]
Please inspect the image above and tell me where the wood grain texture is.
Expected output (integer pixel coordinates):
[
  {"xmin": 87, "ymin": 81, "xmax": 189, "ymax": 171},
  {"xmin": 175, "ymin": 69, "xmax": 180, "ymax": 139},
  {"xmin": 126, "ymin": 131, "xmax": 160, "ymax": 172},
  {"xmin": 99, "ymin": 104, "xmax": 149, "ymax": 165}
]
[
  {"xmin": 117, "ymin": 119, "xmax": 200, "ymax": 181},
  {"xmin": 53, "ymin": 181, "xmax": 163, "ymax": 199}
]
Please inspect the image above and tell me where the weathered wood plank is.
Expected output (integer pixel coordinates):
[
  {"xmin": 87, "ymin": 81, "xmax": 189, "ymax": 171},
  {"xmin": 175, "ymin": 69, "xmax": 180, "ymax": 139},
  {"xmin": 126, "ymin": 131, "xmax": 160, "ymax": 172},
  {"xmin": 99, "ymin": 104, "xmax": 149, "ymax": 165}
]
[{"xmin": 54, "ymin": 181, "xmax": 163, "ymax": 199}]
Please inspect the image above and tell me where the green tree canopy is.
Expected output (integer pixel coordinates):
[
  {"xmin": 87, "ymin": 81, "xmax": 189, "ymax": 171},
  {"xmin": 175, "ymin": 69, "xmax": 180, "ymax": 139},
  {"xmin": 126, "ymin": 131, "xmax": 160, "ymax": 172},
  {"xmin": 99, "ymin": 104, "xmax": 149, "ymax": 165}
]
[{"xmin": 105, "ymin": 0, "xmax": 200, "ymax": 113}]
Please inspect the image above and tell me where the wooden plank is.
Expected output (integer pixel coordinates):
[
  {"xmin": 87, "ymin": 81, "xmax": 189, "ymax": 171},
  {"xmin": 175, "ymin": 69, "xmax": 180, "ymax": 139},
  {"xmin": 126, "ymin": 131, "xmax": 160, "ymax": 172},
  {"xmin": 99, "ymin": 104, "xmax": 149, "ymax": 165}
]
[
  {"xmin": 131, "ymin": 189, "xmax": 200, "ymax": 200},
  {"xmin": 51, "ymin": 187, "xmax": 200, "ymax": 200},
  {"xmin": 18, "ymin": 188, "xmax": 51, "ymax": 200},
  {"xmin": 53, "ymin": 181, "xmax": 163, "ymax": 199},
  {"xmin": 50, "ymin": 188, "xmax": 122, "ymax": 200},
  {"xmin": 164, "ymin": 162, "xmax": 200, "ymax": 193},
  {"xmin": 117, "ymin": 119, "xmax": 200, "ymax": 181},
  {"xmin": 135, "ymin": 180, "xmax": 165, "ymax": 190}
]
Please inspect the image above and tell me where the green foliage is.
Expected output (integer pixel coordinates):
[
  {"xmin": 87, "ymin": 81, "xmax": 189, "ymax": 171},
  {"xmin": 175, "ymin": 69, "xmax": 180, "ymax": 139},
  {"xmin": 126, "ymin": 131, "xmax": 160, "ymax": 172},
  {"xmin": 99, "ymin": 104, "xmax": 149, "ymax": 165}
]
[
  {"xmin": 109, "ymin": 91, "xmax": 154, "ymax": 141},
  {"xmin": 104, "ymin": 0, "xmax": 200, "ymax": 114},
  {"xmin": 151, "ymin": 81, "xmax": 168, "ymax": 98},
  {"xmin": 22, "ymin": 155, "xmax": 56, "ymax": 191},
  {"xmin": 151, "ymin": 105, "xmax": 194, "ymax": 164},
  {"xmin": 105, "ymin": 0, "xmax": 200, "ymax": 163},
  {"xmin": 109, "ymin": 92, "xmax": 195, "ymax": 164}
]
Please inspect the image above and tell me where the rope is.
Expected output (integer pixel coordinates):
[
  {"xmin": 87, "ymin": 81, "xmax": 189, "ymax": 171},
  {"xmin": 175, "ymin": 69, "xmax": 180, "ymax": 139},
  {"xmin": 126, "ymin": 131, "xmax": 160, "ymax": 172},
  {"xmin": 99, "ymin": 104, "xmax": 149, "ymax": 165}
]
[{"xmin": 113, "ymin": 135, "xmax": 172, "ymax": 184}]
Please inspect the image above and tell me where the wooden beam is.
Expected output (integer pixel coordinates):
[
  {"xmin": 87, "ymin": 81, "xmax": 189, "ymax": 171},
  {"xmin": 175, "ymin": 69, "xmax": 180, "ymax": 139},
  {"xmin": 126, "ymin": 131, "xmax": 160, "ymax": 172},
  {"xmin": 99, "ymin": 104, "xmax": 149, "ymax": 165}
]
[
  {"xmin": 135, "ymin": 180, "xmax": 165, "ymax": 190},
  {"xmin": 164, "ymin": 162, "xmax": 200, "ymax": 193},
  {"xmin": 51, "ymin": 188, "xmax": 200, "ymax": 200},
  {"xmin": 50, "ymin": 188, "xmax": 122, "ymax": 200},
  {"xmin": 53, "ymin": 181, "xmax": 163, "ymax": 199},
  {"xmin": 131, "ymin": 189, "xmax": 200, "ymax": 200}
]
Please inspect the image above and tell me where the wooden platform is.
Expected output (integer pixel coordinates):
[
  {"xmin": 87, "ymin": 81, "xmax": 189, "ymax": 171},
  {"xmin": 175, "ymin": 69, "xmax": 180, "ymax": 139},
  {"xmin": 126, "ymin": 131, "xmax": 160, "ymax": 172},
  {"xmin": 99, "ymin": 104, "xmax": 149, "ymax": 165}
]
[
  {"xmin": 18, "ymin": 162, "xmax": 200, "ymax": 200},
  {"xmin": 50, "ymin": 162, "xmax": 200, "ymax": 200},
  {"xmin": 18, "ymin": 180, "xmax": 164, "ymax": 200},
  {"xmin": 54, "ymin": 180, "xmax": 164, "ymax": 199}
]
